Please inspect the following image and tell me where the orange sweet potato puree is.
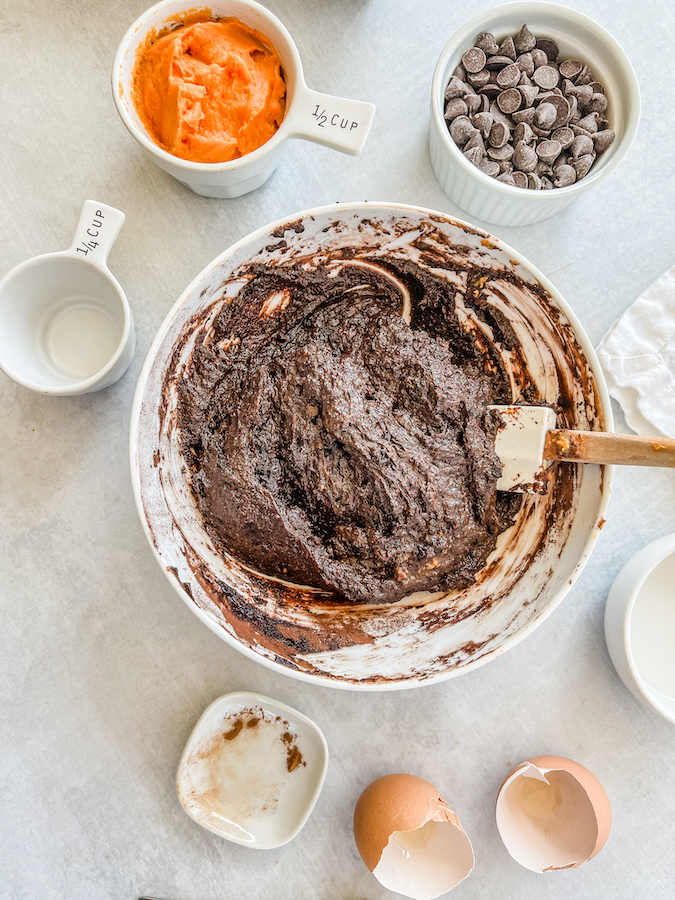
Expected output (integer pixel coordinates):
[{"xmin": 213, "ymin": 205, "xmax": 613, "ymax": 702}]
[{"xmin": 132, "ymin": 18, "xmax": 286, "ymax": 163}]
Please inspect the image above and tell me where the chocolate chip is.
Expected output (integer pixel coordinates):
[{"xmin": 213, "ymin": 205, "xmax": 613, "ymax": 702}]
[
  {"xmin": 462, "ymin": 47, "xmax": 487, "ymax": 74},
  {"xmin": 570, "ymin": 154, "xmax": 595, "ymax": 179},
  {"xmin": 534, "ymin": 102, "xmax": 557, "ymax": 129},
  {"xmin": 513, "ymin": 140, "xmax": 538, "ymax": 172},
  {"xmin": 531, "ymin": 124, "xmax": 552, "ymax": 138},
  {"xmin": 593, "ymin": 129, "xmax": 615, "ymax": 153},
  {"xmin": 496, "ymin": 170, "xmax": 516, "ymax": 184},
  {"xmin": 450, "ymin": 116, "xmax": 477, "ymax": 145},
  {"xmin": 453, "ymin": 64, "xmax": 467, "ymax": 82},
  {"xmin": 463, "ymin": 146, "xmax": 485, "ymax": 167},
  {"xmin": 487, "ymin": 143, "xmax": 514, "ymax": 160},
  {"xmin": 499, "ymin": 36, "xmax": 517, "ymax": 60},
  {"xmin": 570, "ymin": 122, "xmax": 592, "ymax": 137},
  {"xmin": 477, "ymin": 158, "xmax": 500, "ymax": 177},
  {"xmin": 516, "ymin": 52, "xmax": 535, "ymax": 76},
  {"xmin": 486, "ymin": 55, "xmax": 516, "ymax": 70},
  {"xmin": 514, "ymin": 121, "xmax": 535, "ymax": 144},
  {"xmin": 497, "ymin": 88, "xmax": 522, "ymax": 114},
  {"xmin": 536, "ymin": 139, "xmax": 562, "ymax": 164},
  {"xmin": 479, "ymin": 94, "xmax": 490, "ymax": 112},
  {"xmin": 552, "ymin": 126, "xmax": 574, "ymax": 149},
  {"xmin": 475, "ymin": 32, "xmax": 500, "ymax": 54},
  {"xmin": 535, "ymin": 38, "xmax": 559, "ymax": 62},
  {"xmin": 589, "ymin": 82, "xmax": 605, "ymax": 95},
  {"xmin": 532, "ymin": 65, "xmax": 559, "ymax": 90},
  {"xmin": 445, "ymin": 97, "xmax": 469, "ymax": 120},
  {"xmin": 489, "ymin": 121, "xmax": 510, "ymax": 147},
  {"xmin": 512, "ymin": 170, "xmax": 528, "ymax": 188},
  {"xmin": 553, "ymin": 164, "xmax": 576, "ymax": 187},
  {"xmin": 467, "ymin": 68, "xmax": 491, "ymax": 88},
  {"xmin": 559, "ymin": 59, "xmax": 582, "ymax": 79},
  {"xmin": 535, "ymin": 160, "xmax": 553, "ymax": 177},
  {"xmin": 464, "ymin": 131, "xmax": 486, "ymax": 153},
  {"xmin": 527, "ymin": 172, "xmax": 542, "ymax": 189},
  {"xmin": 478, "ymin": 84, "xmax": 502, "ymax": 99},
  {"xmin": 512, "ymin": 106, "xmax": 536, "ymax": 125},
  {"xmin": 519, "ymin": 84, "xmax": 539, "ymax": 107},
  {"xmin": 548, "ymin": 95, "xmax": 571, "ymax": 128},
  {"xmin": 514, "ymin": 24, "xmax": 537, "ymax": 54},
  {"xmin": 574, "ymin": 84, "xmax": 594, "ymax": 109},
  {"xmin": 497, "ymin": 63, "xmax": 522, "ymax": 89},
  {"xmin": 577, "ymin": 112, "xmax": 600, "ymax": 133},
  {"xmin": 570, "ymin": 133, "xmax": 594, "ymax": 158},
  {"xmin": 465, "ymin": 93, "xmax": 481, "ymax": 114},
  {"xmin": 490, "ymin": 101, "xmax": 512, "ymax": 128},
  {"xmin": 445, "ymin": 76, "xmax": 471, "ymax": 100},
  {"xmin": 531, "ymin": 48, "xmax": 548, "ymax": 68},
  {"xmin": 587, "ymin": 92, "xmax": 608, "ymax": 114},
  {"xmin": 541, "ymin": 175, "xmax": 554, "ymax": 189},
  {"xmin": 471, "ymin": 111, "xmax": 494, "ymax": 137},
  {"xmin": 498, "ymin": 160, "xmax": 514, "ymax": 173},
  {"xmin": 575, "ymin": 65, "xmax": 593, "ymax": 85}
]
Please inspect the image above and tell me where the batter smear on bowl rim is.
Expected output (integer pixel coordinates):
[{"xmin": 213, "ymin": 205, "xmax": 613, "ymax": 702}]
[{"xmin": 175, "ymin": 255, "xmax": 522, "ymax": 604}]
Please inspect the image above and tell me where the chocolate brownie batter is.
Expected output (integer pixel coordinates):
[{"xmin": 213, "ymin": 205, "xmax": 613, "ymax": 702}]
[{"xmin": 176, "ymin": 257, "xmax": 519, "ymax": 604}]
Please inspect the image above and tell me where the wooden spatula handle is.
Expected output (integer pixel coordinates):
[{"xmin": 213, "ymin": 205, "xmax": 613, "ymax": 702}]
[{"xmin": 544, "ymin": 430, "xmax": 675, "ymax": 467}]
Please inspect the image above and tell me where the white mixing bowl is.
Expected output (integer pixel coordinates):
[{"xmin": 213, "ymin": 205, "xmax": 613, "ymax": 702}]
[{"xmin": 130, "ymin": 202, "xmax": 612, "ymax": 689}]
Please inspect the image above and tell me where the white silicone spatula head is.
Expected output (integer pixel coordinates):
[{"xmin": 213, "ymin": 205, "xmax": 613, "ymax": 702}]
[{"xmin": 491, "ymin": 405, "xmax": 557, "ymax": 493}]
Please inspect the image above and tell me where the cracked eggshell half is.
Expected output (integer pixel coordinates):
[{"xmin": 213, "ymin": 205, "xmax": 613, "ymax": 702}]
[
  {"xmin": 353, "ymin": 774, "xmax": 475, "ymax": 900},
  {"xmin": 495, "ymin": 755, "xmax": 611, "ymax": 873}
]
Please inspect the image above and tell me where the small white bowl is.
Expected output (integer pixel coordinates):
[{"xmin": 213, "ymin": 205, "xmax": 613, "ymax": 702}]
[
  {"xmin": 176, "ymin": 691, "xmax": 328, "ymax": 848},
  {"xmin": 604, "ymin": 534, "xmax": 675, "ymax": 726},
  {"xmin": 429, "ymin": 2, "xmax": 640, "ymax": 226}
]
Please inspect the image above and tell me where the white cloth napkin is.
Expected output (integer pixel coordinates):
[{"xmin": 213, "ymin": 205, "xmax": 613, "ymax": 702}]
[{"xmin": 596, "ymin": 264, "xmax": 675, "ymax": 438}]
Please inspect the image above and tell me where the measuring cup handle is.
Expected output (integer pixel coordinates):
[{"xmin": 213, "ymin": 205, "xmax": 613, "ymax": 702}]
[
  {"xmin": 66, "ymin": 200, "xmax": 126, "ymax": 270},
  {"xmin": 286, "ymin": 86, "xmax": 375, "ymax": 155}
]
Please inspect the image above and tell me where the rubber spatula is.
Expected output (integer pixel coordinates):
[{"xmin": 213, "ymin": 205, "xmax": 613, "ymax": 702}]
[{"xmin": 491, "ymin": 405, "xmax": 675, "ymax": 494}]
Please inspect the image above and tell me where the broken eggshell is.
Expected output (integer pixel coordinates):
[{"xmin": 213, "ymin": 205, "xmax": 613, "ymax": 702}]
[
  {"xmin": 353, "ymin": 774, "xmax": 475, "ymax": 899},
  {"xmin": 495, "ymin": 755, "xmax": 611, "ymax": 872}
]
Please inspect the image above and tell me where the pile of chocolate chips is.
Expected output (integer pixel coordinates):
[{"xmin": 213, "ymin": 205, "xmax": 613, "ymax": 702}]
[{"xmin": 445, "ymin": 24, "xmax": 615, "ymax": 189}]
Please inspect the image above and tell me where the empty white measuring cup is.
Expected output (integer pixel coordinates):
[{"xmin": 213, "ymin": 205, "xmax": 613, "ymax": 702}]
[{"xmin": 0, "ymin": 200, "xmax": 134, "ymax": 395}]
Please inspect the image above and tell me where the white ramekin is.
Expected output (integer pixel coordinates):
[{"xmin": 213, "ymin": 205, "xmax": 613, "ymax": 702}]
[
  {"xmin": 429, "ymin": 2, "xmax": 640, "ymax": 227},
  {"xmin": 604, "ymin": 534, "xmax": 675, "ymax": 726},
  {"xmin": 113, "ymin": 0, "xmax": 375, "ymax": 198}
]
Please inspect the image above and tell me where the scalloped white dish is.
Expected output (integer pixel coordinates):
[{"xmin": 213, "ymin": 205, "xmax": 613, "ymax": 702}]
[{"xmin": 176, "ymin": 691, "xmax": 328, "ymax": 848}]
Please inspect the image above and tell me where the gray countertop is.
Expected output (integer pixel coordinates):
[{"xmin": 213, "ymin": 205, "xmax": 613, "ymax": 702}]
[{"xmin": 1, "ymin": 1, "xmax": 674, "ymax": 898}]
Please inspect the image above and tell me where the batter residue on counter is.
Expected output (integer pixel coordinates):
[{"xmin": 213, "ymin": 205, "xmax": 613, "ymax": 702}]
[{"xmin": 175, "ymin": 255, "xmax": 521, "ymax": 604}]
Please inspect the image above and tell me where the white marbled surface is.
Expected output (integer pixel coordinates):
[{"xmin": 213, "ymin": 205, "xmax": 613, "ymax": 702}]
[{"xmin": 1, "ymin": 1, "xmax": 674, "ymax": 898}]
